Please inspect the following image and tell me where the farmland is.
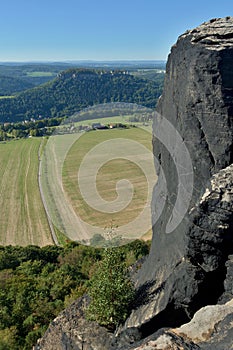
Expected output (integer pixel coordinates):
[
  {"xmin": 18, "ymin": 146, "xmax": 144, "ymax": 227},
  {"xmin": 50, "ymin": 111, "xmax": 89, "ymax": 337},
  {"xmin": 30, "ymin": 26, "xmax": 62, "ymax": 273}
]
[
  {"xmin": 61, "ymin": 126, "xmax": 156, "ymax": 242},
  {"xmin": 0, "ymin": 138, "xmax": 52, "ymax": 246},
  {"xmin": 26, "ymin": 71, "xmax": 55, "ymax": 77},
  {"xmin": 0, "ymin": 95, "xmax": 14, "ymax": 99},
  {"xmin": 0, "ymin": 124, "xmax": 155, "ymax": 246},
  {"xmin": 63, "ymin": 128, "xmax": 151, "ymax": 224}
]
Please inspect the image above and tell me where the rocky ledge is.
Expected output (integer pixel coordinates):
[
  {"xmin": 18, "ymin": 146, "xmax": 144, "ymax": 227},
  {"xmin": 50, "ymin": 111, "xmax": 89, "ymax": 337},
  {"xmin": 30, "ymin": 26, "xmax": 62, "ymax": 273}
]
[{"xmin": 182, "ymin": 16, "xmax": 233, "ymax": 48}]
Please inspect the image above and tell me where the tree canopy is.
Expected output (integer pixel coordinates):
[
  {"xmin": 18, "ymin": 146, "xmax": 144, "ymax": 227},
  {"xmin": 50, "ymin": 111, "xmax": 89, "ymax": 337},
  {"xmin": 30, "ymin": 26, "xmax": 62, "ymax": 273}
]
[
  {"xmin": 87, "ymin": 248, "xmax": 135, "ymax": 330},
  {"xmin": 0, "ymin": 240, "xmax": 150, "ymax": 349}
]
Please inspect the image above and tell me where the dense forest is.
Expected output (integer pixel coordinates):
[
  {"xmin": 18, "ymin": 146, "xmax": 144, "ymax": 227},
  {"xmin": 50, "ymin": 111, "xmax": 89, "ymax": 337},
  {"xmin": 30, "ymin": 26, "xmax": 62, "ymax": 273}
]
[
  {"xmin": 0, "ymin": 68, "xmax": 164, "ymax": 123},
  {"xmin": 0, "ymin": 240, "xmax": 150, "ymax": 350},
  {"xmin": 0, "ymin": 76, "xmax": 34, "ymax": 96}
]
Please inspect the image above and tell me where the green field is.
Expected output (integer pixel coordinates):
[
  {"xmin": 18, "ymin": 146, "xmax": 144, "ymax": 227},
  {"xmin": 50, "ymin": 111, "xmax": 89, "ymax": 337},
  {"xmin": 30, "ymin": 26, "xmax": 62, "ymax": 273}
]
[
  {"xmin": 74, "ymin": 115, "xmax": 130, "ymax": 126},
  {"xmin": 63, "ymin": 128, "xmax": 149, "ymax": 224},
  {"xmin": 0, "ymin": 125, "xmax": 154, "ymax": 246},
  {"xmin": 26, "ymin": 71, "xmax": 55, "ymax": 77},
  {"xmin": 0, "ymin": 138, "xmax": 53, "ymax": 246},
  {"xmin": 0, "ymin": 95, "xmax": 14, "ymax": 99},
  {"xmin": 61, "ymin": 127, "xmax": 155, "ymax": 241}
]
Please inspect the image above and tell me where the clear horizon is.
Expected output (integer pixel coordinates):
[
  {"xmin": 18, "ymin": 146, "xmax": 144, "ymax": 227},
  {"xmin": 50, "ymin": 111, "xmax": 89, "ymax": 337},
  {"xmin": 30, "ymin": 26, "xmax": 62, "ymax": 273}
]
[{"xmin": 1, "ymin": 0, "xmax": 232, "ymax": 62}]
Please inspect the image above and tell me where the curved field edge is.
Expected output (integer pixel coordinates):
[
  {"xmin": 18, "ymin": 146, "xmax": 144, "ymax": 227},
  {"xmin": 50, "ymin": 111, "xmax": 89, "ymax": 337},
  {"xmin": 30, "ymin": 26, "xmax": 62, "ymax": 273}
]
[{"xmin": 0, "ymin": 138, "xmax": 53, "ymax": 246}]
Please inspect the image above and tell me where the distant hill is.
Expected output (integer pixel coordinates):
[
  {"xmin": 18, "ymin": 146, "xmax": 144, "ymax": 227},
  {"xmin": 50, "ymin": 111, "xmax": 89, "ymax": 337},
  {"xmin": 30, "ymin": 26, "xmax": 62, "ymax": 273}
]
[
  {"xmin": 0, "ymin": 68, "xmax": 163, "ymax": 123},
  {"xmin": 0, "ymin": 63, "xmax": 69, "ymax": 90}
]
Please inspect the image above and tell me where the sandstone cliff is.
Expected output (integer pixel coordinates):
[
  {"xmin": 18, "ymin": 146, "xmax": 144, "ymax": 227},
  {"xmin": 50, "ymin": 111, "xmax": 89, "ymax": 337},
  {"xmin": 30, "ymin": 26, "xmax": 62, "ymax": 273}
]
[
  {"xmin": 35, "ymin": 17, "xmax": 233, "ymax": 350},
  {"xmin": 122, "ymin": 16, "xmax": 233, "ymax": 336}
]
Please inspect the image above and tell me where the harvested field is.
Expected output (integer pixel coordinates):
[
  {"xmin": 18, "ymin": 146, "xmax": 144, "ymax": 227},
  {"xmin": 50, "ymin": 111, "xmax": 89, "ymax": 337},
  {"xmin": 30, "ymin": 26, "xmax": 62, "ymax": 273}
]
[{"xmin": 0, "ymin": 138, "xmax": 53, "ymax": 246}]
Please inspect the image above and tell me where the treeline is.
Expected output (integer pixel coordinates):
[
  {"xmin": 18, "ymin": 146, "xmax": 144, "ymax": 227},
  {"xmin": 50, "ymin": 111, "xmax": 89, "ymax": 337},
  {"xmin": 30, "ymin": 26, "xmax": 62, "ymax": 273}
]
[
  {"xmin": 0, "ymin": 240, "xmax": 150, "ymax": 350},
  {"xmin": 0, "ymin": 117, "xmax": 63, "ymax": 140},
  {"xmin": 0, "ymin": 69, "xmax": 163, "ymax": 123}
]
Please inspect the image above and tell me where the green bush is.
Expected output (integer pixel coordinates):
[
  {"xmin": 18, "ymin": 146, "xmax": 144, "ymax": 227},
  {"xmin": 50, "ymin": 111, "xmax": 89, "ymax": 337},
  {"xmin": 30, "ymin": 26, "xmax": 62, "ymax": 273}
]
[{"xmin": 87, "ymin": 248, "xmax": 135, "ymax": 330}]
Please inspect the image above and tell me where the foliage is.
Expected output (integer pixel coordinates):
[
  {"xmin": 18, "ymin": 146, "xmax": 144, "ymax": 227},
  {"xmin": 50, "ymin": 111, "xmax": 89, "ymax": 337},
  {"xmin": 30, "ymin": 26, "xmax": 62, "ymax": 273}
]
[
  {"xmin": 87, "ymin": 248, "xmax": 135, "ymax": 330},
  {"xmin": 0, "ymin": 76, "xmax": 34, "ymax": 96},
  {"xmin": 0, "ymin": 240, "xmax": 150, "ymax": 349},
  {"xmin": 0, "ymin": 117, "xmax": 63, "ymax": 140},
  {"xmin": 0, "ymin": 327, "xmax": 18, "ymax": 350},
  {"xmin": 0, "ymin": 69, "xmax": 163, "ymax": 123}
]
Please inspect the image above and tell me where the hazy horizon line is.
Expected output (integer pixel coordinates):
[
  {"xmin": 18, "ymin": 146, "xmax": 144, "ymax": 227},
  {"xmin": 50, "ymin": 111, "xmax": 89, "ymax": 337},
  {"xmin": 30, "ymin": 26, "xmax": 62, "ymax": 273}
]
[{"xmin": 0, "ymin": 59, "xmax": 166, "ymax": 64}]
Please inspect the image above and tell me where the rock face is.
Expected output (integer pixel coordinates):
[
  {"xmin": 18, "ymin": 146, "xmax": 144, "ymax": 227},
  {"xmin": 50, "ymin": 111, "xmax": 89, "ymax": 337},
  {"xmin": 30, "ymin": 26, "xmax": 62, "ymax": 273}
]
[
  {"xmin": 119, "ymin": 17, "xmax": 233, "ymax": 338},
  {"xmin": 118, "ymin": 298, "xmax": 233, "ymax": 350},
  {"xmin": 34, "ymin": 296, "xmax": 114, "ymax": 350},
  {"xmin": 36, "ymin": 17, "xmax": 233, "ymax": 349},
  {"xmin": 219, "ymin": 254, "xmax": 233, "ymax": 304}
]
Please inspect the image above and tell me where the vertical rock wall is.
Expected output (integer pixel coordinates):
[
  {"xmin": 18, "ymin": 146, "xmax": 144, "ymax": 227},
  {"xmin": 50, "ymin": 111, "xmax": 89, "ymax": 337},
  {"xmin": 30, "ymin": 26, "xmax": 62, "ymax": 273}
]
[{"xmin": 123, "ymin": 17, "xmax": 233, "ymax": 336}]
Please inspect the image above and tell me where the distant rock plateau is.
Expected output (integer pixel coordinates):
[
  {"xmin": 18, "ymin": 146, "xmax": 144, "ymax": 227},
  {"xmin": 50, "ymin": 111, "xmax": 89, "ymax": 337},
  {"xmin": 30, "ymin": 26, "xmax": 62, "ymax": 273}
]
[{"xmin": 35, "ymin": 17, "xmax": 233, "ymax": 350}]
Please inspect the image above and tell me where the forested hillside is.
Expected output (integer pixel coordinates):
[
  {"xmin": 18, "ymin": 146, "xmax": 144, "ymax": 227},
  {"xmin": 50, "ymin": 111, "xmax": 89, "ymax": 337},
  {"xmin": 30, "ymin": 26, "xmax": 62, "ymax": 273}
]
[
  {"xmin": 0, "ymin": 69, "xmax": 163, "ymax": 123},
  {"xmin": 0, "ymin": 240, "xmax": 150, "ymax": 350},
  {"xmin": 0, "ymin": 76, "xmax": 34, "ymax": 95}
]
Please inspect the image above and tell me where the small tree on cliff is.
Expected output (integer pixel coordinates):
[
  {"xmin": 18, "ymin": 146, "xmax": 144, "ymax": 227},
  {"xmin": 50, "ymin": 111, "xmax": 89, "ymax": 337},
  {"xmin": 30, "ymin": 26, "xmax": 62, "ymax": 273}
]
[{"xmin": 87, "ymin": 248, "xmax": 135, "ymax": 330}]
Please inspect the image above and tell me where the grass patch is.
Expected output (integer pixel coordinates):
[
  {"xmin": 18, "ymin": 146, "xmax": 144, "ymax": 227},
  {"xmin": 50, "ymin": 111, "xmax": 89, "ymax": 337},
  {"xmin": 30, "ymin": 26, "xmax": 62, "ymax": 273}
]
[{"xmin": 53, "ymin": 225, "xmax": 70, "ymax": 246}]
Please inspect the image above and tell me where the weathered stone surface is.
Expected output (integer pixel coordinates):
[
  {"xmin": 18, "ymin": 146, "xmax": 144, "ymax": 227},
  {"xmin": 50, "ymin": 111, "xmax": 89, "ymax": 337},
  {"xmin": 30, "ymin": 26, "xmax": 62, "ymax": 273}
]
[
  {"xmin": 118, "ymin": 299, "xmax": 233, "ymax": 350},
  {"xmin": 119, "ymin": 16, "xmax": 233, "ymax": 338},
  {"xmin": 118, "ymin": 328, "xmax": 200, "ymax": 350},
  {"xmin": 199, "ymin": 312, "xmax": 233, "ymax": 350},
  {"xmin": 35, "ymin": 297, "xmax": 233, "ymax": 349},
  {"xmin": 173, "ymin": 298, "xmax": 233, "ymax": 343},
  {"xmin": 219, "ymin": 255, "xmax": 233, "ymax": 303},
  {"xmin": 34, "ymin": 296, "xmax": 114, "ymax": 350},
  {"xmin": 125, "ymin": 333, "xmax": 200, "ymax": 350}
]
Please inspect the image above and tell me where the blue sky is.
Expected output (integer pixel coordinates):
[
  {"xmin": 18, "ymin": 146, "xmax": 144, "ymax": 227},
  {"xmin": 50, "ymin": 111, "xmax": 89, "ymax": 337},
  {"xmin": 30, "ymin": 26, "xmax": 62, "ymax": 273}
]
[{"xmin": 0, "ymin": 0, "xmax": 232, "ymax": 61}]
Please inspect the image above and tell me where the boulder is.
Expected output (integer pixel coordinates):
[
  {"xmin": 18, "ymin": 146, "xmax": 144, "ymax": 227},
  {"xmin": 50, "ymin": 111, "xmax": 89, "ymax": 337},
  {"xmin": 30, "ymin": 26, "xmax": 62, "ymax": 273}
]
[{"xmin": 34, "ymin": 296, "xmax": 114, "ymax": 350}]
